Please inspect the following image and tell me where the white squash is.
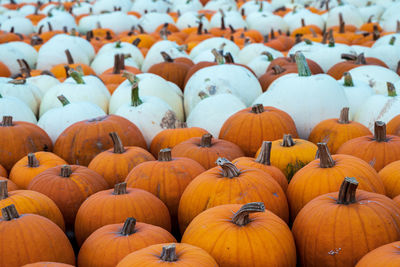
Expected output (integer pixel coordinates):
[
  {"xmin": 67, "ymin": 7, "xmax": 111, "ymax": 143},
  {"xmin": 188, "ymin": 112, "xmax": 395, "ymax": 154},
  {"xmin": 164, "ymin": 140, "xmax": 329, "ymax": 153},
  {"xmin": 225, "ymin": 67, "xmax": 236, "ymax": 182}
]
[
  {"xmin": 246, "ymin": 11, "xmax": 288, "ymax": 36},
  {"xmin": 96, "ymin": 41, "xmax": 144, "ymax": 68},
  {"xmin": 189, "ymin": 37, "xmax": 240, "ymax": 60},
  {"xmin": 176, "ymin": 12, "xmax": 211, "ymax": 31},
  {"xmin": 172, "ymin": 0, "xmax": 203, "ymax": 13},
  {"xmin": 63, "ymin": 74, "xmax": 110, "ymax": 100},
  {"xmin": 210, "ymin": 10, "xmax": 247, "ymax": 30},
  {"xmin": 138, "ymin": 12, "xmax": 175, "ymax": 34},
  {"xmin": 36, "ymin": 11, "xmax": 77, "ymax": 33},
  {"xmin": 284, "ymin": 8, "xmax": 324, "ymax": 33},
  {"xmin": 238, "ymin": 43, "xmax": 283, "ymax": 65},
  {"xmin": 91, "ymin": 52, "xmax": 140, "ymax": 75},
  {"xmin": 247, "ymin": 52, "xmax": 274, "ymax": 77},
  {"xmin": 26, "ymin": 75, "xmax": 61, "ymax": 95},
  {"xmin": 92, "ymin": 0, "xmax": 132, "ymax": 14},
  {"xmin": 131, "ymin": 0, "xmax": 170, "ymax": 14},
  {"xmin": 204, "ymin": 0, "xmax": 237, "ymax": 11},
  {"xmin": 367, "ymin": 36, "xmax": 400, "ymax": 71},
  {"xmin": 239, "ymin": 1, "xmax": 273, "ymax": 16},
  {"xmin": 325, "ymin": 5, "xmax": 364, "ymax": 29},
  {"xmin": 0, "ymin": 17, "xmax": 34, "ymax": 35},
  {"xmin": 0, "ymin": 94, "xmax": 37, "ymax": 124},
  {"xmin": 372, "ymin": 33, "xmax": 400, "ymax": 47}
]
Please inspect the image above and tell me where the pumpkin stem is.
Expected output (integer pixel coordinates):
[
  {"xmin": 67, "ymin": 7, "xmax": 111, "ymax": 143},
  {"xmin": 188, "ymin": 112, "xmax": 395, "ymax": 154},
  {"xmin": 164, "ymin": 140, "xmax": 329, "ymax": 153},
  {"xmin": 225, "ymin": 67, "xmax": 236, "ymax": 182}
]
[
  {"xmin": 343, "ymin": 72, "xmax": 354, "ymax": 87},
  {"xmin": 339, "ymin": 13, "xmax": 345, "ymax": 33},
  {"xmin": 1, "ymin": 204, "xmax": 19, "ymax": 221},
  {"xmin": 1, "ymin": 116, "xmax": 13, "ymax": 127},
  {"xmin": 211, "ymin": 49, "xmax": 225, "ymax": 64},
  {"xmin": 261, "ymin": 51, "xmax": 273, "ymax": 61},
  {"xmin": 216, "ymin": 158, "xmax": 240, "ymax": 178},
  {"xmin": 65, "ymin": 49, "xmax": 74, "ymax": 64},
  {"xmin": 271, "ymin": 65, "xmax": 285, "ymax": 75},
  {"xmin": 338, "ymin": 107, "xmax": 350, "ymax": 124},
  {"xmin": 389, "ymin": 36, "xmax": 396, "ymax": 46},
  {"xmin": 27, "ymin": 153, "xmax": 39, "ymax": 167},
  {"xmin": 161, "ymin": 52, "xmax": 174, "ymax": 63},
  {"xmin": 130, "ymin": 81, "xmax": 143, "ymax": 107},
  {"xmin": 57, "ymin": 95, "xmax": 70, "ymax": 107},
  {"xmin": 200, "ymin": 133, "xmax": 212, "ymax": 147},
  {"xmin": 109, "ymin": 132, "xmax": 125, "ymax": 154},
  {"xmin": 160, "ymin": 244, "xmax": 178, "ymax": 262},
  {"xmin": 0, "ymin": 180, "xmax": 8, "ymax": 200},
  {"xmin": 374, "ymin": 121, "xmax": 387, "ymax": 142},
  {"xmin": 121, "ymin": 217, "xmax": 136, "ymax": 235},
  {"xmin": 281, "ymin": 134, "xmax": 295, "ymax": 147},
  {"xmin": 388, "ymin": 82, "xmax": 397, "ymax": 97},
  {"xmin": 113, "ymin": 182, "xmax": 127, "ymax": 195},
  {"xmin": 295, "ymin": 51, "xmax": 312, "ymax": 77},
  {"xmin": 328, "ymin": 34, "xmax": 335, "ymax": 47},
  {"xmin": 115, "ymin": 41, "xmax": 122, "ymax": 48},
  {"xmin": 8, "ymin": 79, "xmax": 26, "ymax": 85},
  {"xmin": 251, "ymin": 104, "xmax": 264, "ymax": 114},
  {"xmin": 60, "ymin": 165, "xmax": 72, "ymax": 178},
  {"xmin": 255, "ymin": 141, "xmax": 271, "ymax": 165},
  {"xmin": 68, "ymin": 69, "xmax": 85, "ymax": 84},
  {"xmin": 220, "ymin": 11, "xmax": 226, "ymax": 30},
  {"xmin": 341, "ymin": 53, "xmax": 357, "ymax": 61},
  {"xmin": 355, "ymin": 53, "xmax": 367, "ymax": 65},
  {"xmin": 197, "ymin": 21, "xmax": 203, "ymax": 35},
  {"xmin": 232, "ymin": 202, "xmax": 265, "ymax": 226},
  {"xmin": 317, "ymin": 143, "xmax": 335, "ymax": 168},
  {"xmin": 158, "ymin": 148, "xmax": 172, "ymax": 162},
  {"xmin": 132, "ymin": 38, "xmax": 141, "ymax": 47},
  {"xmin": 337, "ymin": 177, "xmax": 358, "ymax": 204},
  {"xmin": 112, "ymin": 54, "xmax": 121, "ymax": 74}
]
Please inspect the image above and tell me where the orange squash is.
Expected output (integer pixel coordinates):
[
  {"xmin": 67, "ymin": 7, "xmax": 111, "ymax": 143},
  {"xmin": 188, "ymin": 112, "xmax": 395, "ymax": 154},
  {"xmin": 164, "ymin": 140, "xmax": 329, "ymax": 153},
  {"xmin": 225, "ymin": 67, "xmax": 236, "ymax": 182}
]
[
  {"xmin": 356, "ymin": 241, "xmax": 400, "ymax": 267},
  {"xmin": 0, "ymin": 177, "xmax": 17, "ymax": 191},
  {"xmin": 378, "ymin": 160, "xmax": 400, "ymax": 198},
  {"xmin": 22, "ymin": 263, "xmax": 75, "ymax": 267}
]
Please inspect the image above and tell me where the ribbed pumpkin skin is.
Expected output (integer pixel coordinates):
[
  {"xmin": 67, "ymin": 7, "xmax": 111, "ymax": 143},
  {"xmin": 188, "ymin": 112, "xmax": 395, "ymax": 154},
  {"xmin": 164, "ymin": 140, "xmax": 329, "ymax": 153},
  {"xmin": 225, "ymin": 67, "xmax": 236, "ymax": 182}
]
[
  {"xmin": 308, "ymin": 119, "xmax": 372, "ymax": 154},
  {"xmin": 219, "ymin": 106, "xmax": 298, "ymax": 156},
  {"xmin": 232, "ymin": 157, "xmax": 288, "ymax": 192},
  {"xmin": 125, "ymin": 157, "xmax": 205, "ymax": 220},
  {"xmin": 0, "ymin": 214, "xmax": 75, "ymax": 267},
  {"xmin": 287, "ymin": 154, "xmax": 385, "ymax": 219},
  {"xmin": 0, "ymin": 177, "xmax": 18, "ymax": 191},
  {"xmin": 337, "ymin": 135, "xmax": 400, "ymax": 171},
  {"xmin": 356, "ymin": 241, "xmax": 400, "ymax": 267},
  {"xmin": 0, "ymin": 164, "xmax": 7, "ymax": 177},
  {"xmin": 53, "ymin": 115, "xmax": 147, "ymax": 166},
  {"xmin": 0, "ymin": 121, "xmax": 53, "ymax": 171},
  {"xmin": 0, "ymin": 190, "xmax": 65, "ymax": 230},
  {"xmin": 387, "ymin": 115, "xmax": 400, "ymax": 136},
  {"xmin": 74, "ymin": 188, "xmax": 171, "ymax": 246},
  {"xmin": 378, "ymin": 160, "xmax": 400, "ymax": 198},
  {"xmin": 171, "ymin": 137, "xmax": 244, "ymax": 169},
  {"xmin": 28, "ymin": 165, "xmax": 108, "ymax": 227},
  {"xmin": 148, "ymin": 59, "xmax": 192, "ymax": 89},
  {"xmin": 10, "ymin": 152, "xmax": 67, "ymax": 189},
  {"xmin": 88, "ymin": 147, "xmax": 155, "ymax": 188},
  {"xmin": 22, "ymin": 263, "xmax": 75, "ymax": 267},
  {"xmin": 181, "ymin": 204, "xmax": 296, "ymax": 267},
  {"xmin": 78, "ymin": 222, "xmax": 176, "ymax": 267},
  {"xmin": 150, "ymin": 127, "xmax": 208, "ymax": 158},
  {"xmin": 292, "ymin": 190, "xmax": 400, "ymax": 267},
  {"xmin": 116, "ymin": 243, "xmax": 219, "ymax": 267},
  {"xmin": 178, "ymin": 166, "xmax": 289, "ymax": 233}
]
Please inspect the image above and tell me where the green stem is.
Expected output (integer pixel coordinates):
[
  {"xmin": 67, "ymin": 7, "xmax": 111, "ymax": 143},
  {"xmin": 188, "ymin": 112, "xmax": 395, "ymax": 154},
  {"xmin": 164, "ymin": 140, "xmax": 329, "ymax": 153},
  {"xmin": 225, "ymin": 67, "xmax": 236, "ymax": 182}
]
[
  {"xmin": 388, "ymin": 82, "xmax": 397, "ymax": 97},
  {"xmin": 295, "ymin": 52, "xmax": 312, "ymax": 77},
  {"xmin": 69, "ymin": 70, "xmax": 85, "ymax": 84},
  {"xmin": 131, "ymin": 82, "xmax": 143, "ymax": 107},
  {"xmin": 343, "ymin": 72, "xmax": 354, "ymax": 87},
  {"xmin": 115, "ymin": 41, "xmax": 122, "ymax": 48},
  {"xmin": 389, "ymin": 36, "xmax": 396, "ymax": 46},
  {"xmin": 57, "ymin": 95, "xmax": 70, "ymax": 106}
]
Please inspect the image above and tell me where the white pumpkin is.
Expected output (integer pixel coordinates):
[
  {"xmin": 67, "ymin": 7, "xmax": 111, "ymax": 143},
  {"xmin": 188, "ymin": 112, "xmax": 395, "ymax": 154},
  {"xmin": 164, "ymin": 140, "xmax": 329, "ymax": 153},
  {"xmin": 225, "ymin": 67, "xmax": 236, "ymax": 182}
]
[
  {"xmin": 0, "ymin": 42, "xmax": 36, "ymax": 75},
  {"xmin": 246, "ymin": 11, "xmax": 288, "ymax": 36},
  {"xmin": 238, "ymin": 43, "xmax": 283, "ymax": 65},
  {"xmin": 189, "ymin": 37, "xmax": 240, "ymax": 60},
  {"xmin": 138, "ymin": 12, "xmax": 175, "ymax": 34},
  {"xmin": 186, "ymin": 93, "xmax": 246, "ymax": 137},
  {"xmin": 115, "ymin": 82, "xmax": 175, "ymax": 146},
  {"xmin": 131, "ymin": 0, "xmax": 170, "ymax": 14},
  {"xmin": 284, "ymin": 8, "xmax": 324, "ymax": 33},
  {"xmin": 192, "ymin": 48, "xmax": 239, "ymax": 64},
  {"xmin": 63, "ymin": 74, "xmax": 110, "ymax": 100},
  {"xmin": 172, "ymin": 0, "xmax": 203, "ymax": 13},
  {"xmin": 359, "ymin": 4, "xmax": 385, "ymax": 21},
  {"xmin": 367, "ymin": 36, "xmax": 400, "ymax": 71},
  {"xmin": 176, "ymin": 12, "xmax": 211, "ymax": 31},
  {"xmin": 80, "ymin": 12, "xmax": 138, "ymax": 35},
  {"xmin": 380, "ymin": 3, "xmax": 400, "ymax": 32},
  {"xmin": 253, "ymin": 52, "xmax": 349, "ymax": 139},
  {"xmin": 372, "ymin": 33, "xmax": 400, "ymax": 47},
  {"xmin": 210, "ymin": 10, "xmax": 247, "ymax": 30},
  {"xmin": 92, "ymin": 0, "xmax": 132, "ymax": 14},
  {"xmin": 184, "ymin": 63, "xmax": 262, "ymax": 115},
  {"xmin": 26, "ymin": 75, "xmax": 61, "ymax": 95},
  {"xmin": 36, "ymin": 11, "xmax": 77, "ymax": 33},
  {"xmin": 0, "ymin": 94, "xmax": 37, "ymax": 124},
  {"xmin": 38, "ymin": 95, "xmax": 106, "ymax": 143},
  {"xmin": 204, "ymin": 0, "xmax": 237, "ymax": 11},
  {"xmin": 0, "ymin": 17, "xmax": 34, "ymax": 35},
  {"xmin": 96, "ymin": 41, "xmax": 144, "ymax": 68},
  {"xmin": 71, "ymin": 1, "xmax": 93, "ymax": 16},
  {"xmin": 91, "ymin": 52, "xmax": 140, "ymax": 75},
  {"xmin": 239, "ymin": 1, "xmax": 273, "ymax": 16},
  {"xmin": 247, "ymin": 52, "xmax": 274, "ymax": 77},
  {"xmin": 325, "ymin": 5, "xmax": 364, "ymax": 29},
  {"xmin": 6, "ymin": 41, "xmax": 38, "ymax": 69}
]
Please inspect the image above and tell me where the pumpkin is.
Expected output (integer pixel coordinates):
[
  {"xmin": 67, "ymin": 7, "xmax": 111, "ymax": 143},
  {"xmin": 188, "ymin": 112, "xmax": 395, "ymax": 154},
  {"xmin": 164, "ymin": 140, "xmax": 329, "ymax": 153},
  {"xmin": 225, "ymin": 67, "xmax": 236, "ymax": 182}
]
[
  {"xmin": 387, "ymin": 114, "xmax": 400, "ymax": 136},
  {"xmin": 218, "ymin": 104, "xmax": 298, "ymax": 157},
  {"xmin": 28, "ymin": 165, "xmax": 108, "ymax": 228},
  {"xmin": 266, "ymin": 55, "xmax": 324, "ymax": 75},
  {"xmin": 78, "ymin": 217, "xmax": 176, "ymax": 267},
  {"xmin": 258, "ymin": 64, "xmax": 298, "ymax": 92},
  {"xmin": 0, "ymin": 177, "xmax": 17, "ymax": 191},
  {"xmin": 356, "ymin": 241, "xmax": 400, "ymax": 267},
  {"xmin": 53, "ymin": 115, "xmax": 147, "ymax": 166},
  {"xmin": 0, "ymin": 164, "xmax": 7, "ymax": 177},
  {"xmin": 9, "ymin": 152, "xmax": 67, "ymax": 189},
  {"xmin": 50, "ymin": 49, "xmax": 95, "ymax": 79},
  {"xmin": 308, "ymin": 107, "xmax": 372, "ymax": 154},
  {"xmin": 287, "ymin": 143, "xmax": 386, "ymax": 220},
  {"xmin": 22, "ymin": 263, "xmax": 75, "ymax": 267},
  {"xmin": 292, "ymin": 177, "xmax": 400, "ymax": 267},
  {"xmin": 0, "ymin": 204, "xmax": 75, "ymax": 266},
  {"xmin": 171, "ymin": 133, "xmax": 244, "ymax": 169},
  {"xmin": 178, "ymin": 158, "xmax": 289, "ymax": 233},
  {"xmin": 74, "ymin": 182, "xmax": 171, "ymax": 246},
  {"xmin": 182, "ymin": 202, "xmax": 296, "ymax": 267},
  {"xmin": 337, "ymin": 121, "xmax": 400, "ymax": 171},
  {"xmin": 233, "ymin": 141, "xmax": 288, "ymax": 192},
  {"xmin": 88, "ymin": 132, "xmax": 155, "ymax": 188},
  {"xmin": 0, "ymin": 116, "xmax": 52, "ymax": 171},
  {"xmin": 116, "ymin": 243, "xmax": 218, "ymax": 267},
  {"xmin": 378, "ymin": 160, "xmax": 400, "ymax": 198}
]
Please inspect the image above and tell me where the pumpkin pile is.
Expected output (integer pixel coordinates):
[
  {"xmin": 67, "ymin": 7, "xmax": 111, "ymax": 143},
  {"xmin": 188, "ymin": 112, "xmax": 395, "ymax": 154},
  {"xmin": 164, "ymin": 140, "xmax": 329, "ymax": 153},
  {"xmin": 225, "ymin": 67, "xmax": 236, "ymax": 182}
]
[{"xmin": 2, "ymin": 0, "xmax": 400, "ymax": 266}]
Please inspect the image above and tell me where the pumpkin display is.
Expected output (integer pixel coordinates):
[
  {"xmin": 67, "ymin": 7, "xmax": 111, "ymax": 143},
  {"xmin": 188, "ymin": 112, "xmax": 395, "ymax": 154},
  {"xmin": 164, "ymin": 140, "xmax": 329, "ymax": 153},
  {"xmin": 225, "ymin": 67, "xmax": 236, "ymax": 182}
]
[
  {"xmin": 337, "ymin": 121, "xmax": 400, "ymax": 171},
  {"xmin": 78, "ymin": 217, "xmax": 176, "ymax": 267},
  {"xmin": 356, "ymin": 241, "xmax": 400, "ymax": 267},
  {"xmin": 292, "ymin": 177, "xmax": 400, "ymax": 267},
  {"xmin": 74, "ymin": 182, "xmax": 171, "ymax": 246},
  {"xmin": 116, "ymin": 243, "xmax": 219, "ymax": 267},
  {"xmin": 218, "ymin": 104, "xmax": 298, "ymax": 156},
  {"xmin": 28, "ymin": 165, "xmax": 108, "ymax": 227},
  {"xmin": 88, "ymin": 132, "xmax": 155, "ymax": 188},
  {"xmin": 0, "ymin": 204, "xmax": 75, "ymax": 266},
  {"xmin": 181, "ymin": 202, "xmax": 296, "ymax": 267}
]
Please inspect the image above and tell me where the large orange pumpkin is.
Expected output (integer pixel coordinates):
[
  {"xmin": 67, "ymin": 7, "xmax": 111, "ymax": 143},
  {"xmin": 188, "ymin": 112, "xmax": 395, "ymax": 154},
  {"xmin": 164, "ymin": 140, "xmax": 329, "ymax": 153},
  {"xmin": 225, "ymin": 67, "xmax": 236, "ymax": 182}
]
[
  {"xmin": 356, "ymin": 241, "xmax": 400, "ymax": 267},
  {"xmin": 181, "ymin": 202, "xmax": 296, "ymax": 267},
  {"xmin": 0, "ymin": 204, "xmax": 75, "ymax": 266},
  {"xmin": 378, "ymin": 160, "xmax": 400, "ymax": 198},
  {"xmin": 78, "ymin": 217, "xmax": 176, "ymax": 267},
  {"xmin": 178, "ymin": 158, "xmax": 289, "ymax": 233},
  {"xmin": 74, "ymin": 182, "xmax": 171, "ymax": 246},
  {"xmin": 219, "ymin": 104, "xmax": 298, "ymax": 156},
  {"xmin": 292, "ymin": 177, "xmax": 400, "ymax": 267}
]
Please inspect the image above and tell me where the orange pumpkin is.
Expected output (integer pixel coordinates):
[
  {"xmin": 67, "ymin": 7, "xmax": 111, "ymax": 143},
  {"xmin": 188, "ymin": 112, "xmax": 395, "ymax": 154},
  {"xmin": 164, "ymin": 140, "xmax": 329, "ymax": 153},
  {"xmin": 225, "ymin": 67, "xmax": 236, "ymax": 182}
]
[
  {"xmin": 356, "ymin": 241, "xmax": 400, "ymax": 267},
  {"xmin": 0, "ymin": 61, "xmax": 11, "ymax": 77},
  {"xmin": 0, "ymin": 177, "xmax": 17, "ymax": 191},
  {"xmin": 88, "ymin": 132, "xmax": 155, "ymax": 188},
  {"xmin": 387, "ymin": 114, "xmax": 400, "ymax": 136},
  {"xmin": 219, "ymin": 104, "xmax": 298, "ymax": 156},
  {"xmin": 292, "ymin": 177, "xmax": 400, "ymax": 267},
  {"xmin": 308, "ymin": 107, "xmax": 372, "ymax": 153},
  {"xmin": 258, "ymin": 64, "xmax": 298, "ymax": 92},
  {"xmin": 0, "ymin": 116, "xmax": 53, "ymax": 171},
  {"xmin": 0, "ymin": 204, "xmax": 75, "ymax": 266},
  {"xmin": 266, "ymin": 55, "xmax": 324, "ymax": 74},
  {"xmin": 9, "ymin": 152, "xmax": 67, "ymax": 189},
  {"xmin": 181, "ymin": 202, "xmax": 296, "ymax": 267},
  {"xmin": 337, "ymin": 121, "xmax": 400, "ymax": 171},
  {"xmin": 0, "ymin": 164, "xmax": 7, "ymax": 177},
  {"xmin": 74, "ymin": 182, "xmax": 171, "ymax": 246},
  {"xmin": 378, "ymin": 160, "xmax": 400, "ymax": 198},
  {"xmin": 78, "ymin": 217, "xmax": 176, "ymax": 267},
  {"xmin": 28, "ymin": 165, "xmax": 108, "ymax": 228},
  {"xmin": 50, "ymin": 50, "xmax": 95, "ymax": 79},
  {"xmin": 22, "ymin": 262, "xmax": 75, "ymax": 267}
]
